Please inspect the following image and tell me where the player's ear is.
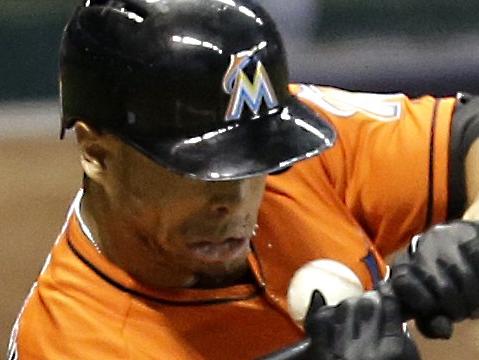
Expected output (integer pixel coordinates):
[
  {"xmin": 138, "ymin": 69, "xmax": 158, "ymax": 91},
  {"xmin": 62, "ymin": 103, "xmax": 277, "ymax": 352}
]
[{"xmin": 74, "ymin": 121, "xmax": 118, "ymax": 185}]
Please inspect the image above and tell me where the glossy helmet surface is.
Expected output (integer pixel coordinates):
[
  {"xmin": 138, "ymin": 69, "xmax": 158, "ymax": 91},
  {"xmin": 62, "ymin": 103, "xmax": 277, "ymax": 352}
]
[{"xmin": 60, "ymin": 0, "xmax": 335, "ymax": 180}]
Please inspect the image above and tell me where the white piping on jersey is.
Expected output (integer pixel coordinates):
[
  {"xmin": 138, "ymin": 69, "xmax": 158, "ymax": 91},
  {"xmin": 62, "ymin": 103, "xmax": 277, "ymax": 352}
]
[
  {"xmin": 7, "ymin": 191, "xmax": 81, "ymax": 360},
  {"xmin": 73, "ymin": 189, "xmax": 101, "ymax": 253},
  {"xmin": 297, "ymin": 84, "xmax": 404, "ymax": 122}
]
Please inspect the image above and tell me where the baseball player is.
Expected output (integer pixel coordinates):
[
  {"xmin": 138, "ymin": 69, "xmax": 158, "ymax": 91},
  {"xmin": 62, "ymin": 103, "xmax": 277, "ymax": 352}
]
[{"xmin": 7, "ymin": 0, "xmax": 479, "ymax": 359}]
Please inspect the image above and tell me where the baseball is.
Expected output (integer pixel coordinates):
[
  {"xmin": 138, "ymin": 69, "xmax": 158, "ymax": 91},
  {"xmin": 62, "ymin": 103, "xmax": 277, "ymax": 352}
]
[{"xmin": 287, "ymin": 259, "xmax": 364, "ymax": 323}]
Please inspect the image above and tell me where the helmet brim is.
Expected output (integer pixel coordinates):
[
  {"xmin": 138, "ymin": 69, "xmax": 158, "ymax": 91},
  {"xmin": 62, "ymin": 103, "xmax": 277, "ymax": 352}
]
[{"xmin": 121, "ymin": 97, "xmax": 336, "ymax": 181}]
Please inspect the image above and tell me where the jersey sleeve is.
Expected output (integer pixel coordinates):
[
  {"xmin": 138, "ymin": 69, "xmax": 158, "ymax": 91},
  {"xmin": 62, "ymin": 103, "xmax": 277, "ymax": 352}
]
[{"xmin": 290, "ymin": 85, "xmax": 457, "ymax": 257}]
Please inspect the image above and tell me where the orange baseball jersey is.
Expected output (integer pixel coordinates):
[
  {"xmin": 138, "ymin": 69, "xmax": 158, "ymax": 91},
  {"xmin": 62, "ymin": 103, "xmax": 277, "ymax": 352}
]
[{"xmin": 8, "ymin": 85, "xmax": 458, "ymax": 359}]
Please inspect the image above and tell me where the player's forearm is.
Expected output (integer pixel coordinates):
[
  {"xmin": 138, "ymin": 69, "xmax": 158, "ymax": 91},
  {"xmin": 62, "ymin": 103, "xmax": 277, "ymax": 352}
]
[{"xmin": 463, "ymin": 138, "xmax": 479, "ymax": 220}]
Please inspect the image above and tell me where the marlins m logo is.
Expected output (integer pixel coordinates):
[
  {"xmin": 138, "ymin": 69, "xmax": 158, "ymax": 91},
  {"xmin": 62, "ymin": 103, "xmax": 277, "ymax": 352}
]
[{"xmin": 222, "ymin": 46, "xmax": 279, "ymax": 122}]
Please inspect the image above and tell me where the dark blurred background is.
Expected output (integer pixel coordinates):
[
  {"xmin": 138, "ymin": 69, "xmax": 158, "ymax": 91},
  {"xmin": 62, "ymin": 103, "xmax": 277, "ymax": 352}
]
[{"xmin": 2, "ymin": 0, "xmax": 479, "ymax": 356}]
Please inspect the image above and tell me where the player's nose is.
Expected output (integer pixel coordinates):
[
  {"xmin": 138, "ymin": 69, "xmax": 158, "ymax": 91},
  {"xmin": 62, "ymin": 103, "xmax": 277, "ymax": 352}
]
[{"xmin": 208, "ymin": 180, "xmax": 250, "ymax": 216}]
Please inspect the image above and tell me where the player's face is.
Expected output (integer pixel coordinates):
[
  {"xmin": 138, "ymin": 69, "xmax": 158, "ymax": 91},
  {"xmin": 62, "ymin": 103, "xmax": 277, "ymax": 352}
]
[{"xmin": 105, "ymin": 141, "xmax": 266, "ymax": 286}]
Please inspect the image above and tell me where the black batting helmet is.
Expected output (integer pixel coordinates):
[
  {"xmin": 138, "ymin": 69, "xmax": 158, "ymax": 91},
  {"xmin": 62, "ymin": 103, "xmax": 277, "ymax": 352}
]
[{"xmin": 60, "ymin": 0, "xmax": 335, "ymax": 180}]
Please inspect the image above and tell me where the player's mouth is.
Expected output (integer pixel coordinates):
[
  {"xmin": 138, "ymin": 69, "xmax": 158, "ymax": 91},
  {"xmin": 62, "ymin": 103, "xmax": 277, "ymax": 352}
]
[{"xmin": 186, "ymin": 237, "xmax": 250, "ymax": 263}]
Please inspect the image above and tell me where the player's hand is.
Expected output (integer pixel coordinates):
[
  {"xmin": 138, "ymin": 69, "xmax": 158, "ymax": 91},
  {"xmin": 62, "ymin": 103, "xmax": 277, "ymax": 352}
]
[
  {"xmin": 391, "ymin": 221, "xmax": 479, "ymax": 339},
  {"xmin": 303, "ymin": 285, "xmax": 420, "ymax": 360}
]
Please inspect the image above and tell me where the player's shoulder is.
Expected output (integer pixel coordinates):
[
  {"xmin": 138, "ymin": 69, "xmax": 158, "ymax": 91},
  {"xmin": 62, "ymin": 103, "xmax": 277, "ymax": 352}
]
[{"xmin": 289, "ymin": 83, "xmax": 441, "ymax": 125}]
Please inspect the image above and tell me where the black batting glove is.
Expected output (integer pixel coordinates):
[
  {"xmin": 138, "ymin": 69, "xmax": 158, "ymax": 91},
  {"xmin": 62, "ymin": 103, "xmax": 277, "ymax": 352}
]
[
  {"xmin": 303, "ymin": 284, "xmax": 420, "ymax": 360},
  {"xmin": 391, "ymin": 220, "xmax": 479, "ymax": 339}
]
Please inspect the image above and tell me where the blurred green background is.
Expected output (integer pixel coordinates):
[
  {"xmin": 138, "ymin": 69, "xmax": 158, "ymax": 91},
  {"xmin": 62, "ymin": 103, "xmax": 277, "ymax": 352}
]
[
  {"xmin": 3, "ymin": 0, "xmax": 479, "ymax": 101},
  {"xmin": 0, "ymin": 1, "xmax": 74, "ymax": 100},
  {"xmin": 319, "ymin": 1, "xmax": 479, "ymax": 38}
]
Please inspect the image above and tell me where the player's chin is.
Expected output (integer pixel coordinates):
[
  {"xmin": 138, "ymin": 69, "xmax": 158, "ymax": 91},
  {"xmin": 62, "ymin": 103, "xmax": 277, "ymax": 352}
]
[{"xmin": 193, "ymin": 257, "xmax": 250, "ymax": 285}]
